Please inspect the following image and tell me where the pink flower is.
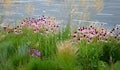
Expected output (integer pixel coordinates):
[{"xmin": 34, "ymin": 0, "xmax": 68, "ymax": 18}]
[
  {"xmin": 34, "ymin": 29, "xmax": 39, "ymax": 33},
  {"xmin": 2, "ymin": 25, "xmax": 7, "ymax": 30},
  {"xmin": 73, "ymin": 34, "xmax": 77, "ymax": 38}
]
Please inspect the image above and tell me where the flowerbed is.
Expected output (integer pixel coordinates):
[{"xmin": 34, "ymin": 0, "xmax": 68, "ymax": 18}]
[{"xmin": 0, "ymin": 16, "xmax": 120, "ymax": 70}]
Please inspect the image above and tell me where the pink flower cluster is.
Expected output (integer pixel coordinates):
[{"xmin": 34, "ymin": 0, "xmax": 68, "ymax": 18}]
[
  {"xmin": 2, "ymin": 25, "xmax": 15, "ymax": 33},
  {"xmin": 72, "ymin": 26, "xmax": 120, "ymax": 43},
  {"xmin": 2, "ymin": 16, "xmax": 59, "ymax": 34},
  {"xmin": 20, "ymin": 16, "xmax": 59, "ymax": 33}
]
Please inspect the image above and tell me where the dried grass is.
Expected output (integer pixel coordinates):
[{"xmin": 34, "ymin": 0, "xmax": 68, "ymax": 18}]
[
  {"xmin": 25, "ymin": 3, "xmax": 35, "ymax": 15},
  {"xmin": 57, "ymin": 41, "xmax": 78, "ymax": 56}
]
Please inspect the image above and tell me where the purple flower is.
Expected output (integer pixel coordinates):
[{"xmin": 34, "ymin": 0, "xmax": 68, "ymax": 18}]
[
  {"xmin": 34, "ymin": 50, "xmax": 41, "ymax": 57},
  {"xmin": 30, "ymin": 48, "xmax": 41, "ymax": 57}
]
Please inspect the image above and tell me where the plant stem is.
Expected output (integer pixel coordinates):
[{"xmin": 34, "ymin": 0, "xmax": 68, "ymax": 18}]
[{"xmin": 109, "ymin": 56, "xmax": 114, "ymax": 70}]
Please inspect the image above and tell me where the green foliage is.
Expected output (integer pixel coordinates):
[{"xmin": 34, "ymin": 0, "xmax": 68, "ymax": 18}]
[
  {"xmin": 22, "ymin": 58, "xmax": 57, "ymax": 70},
  {"xmin": 77, "ymin": 40, "xmax": 103, "ymax": 70},
  {"xmin": 100, "ymin": 40, "xmax": 120, "ymax": 64},
  {"xmin": 58, "ymin": 22, "xmax": 71, "ymax": 41},
  {"xmin": 100, "ymin": 38, "xmax": 120, "ymax": 70}
]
